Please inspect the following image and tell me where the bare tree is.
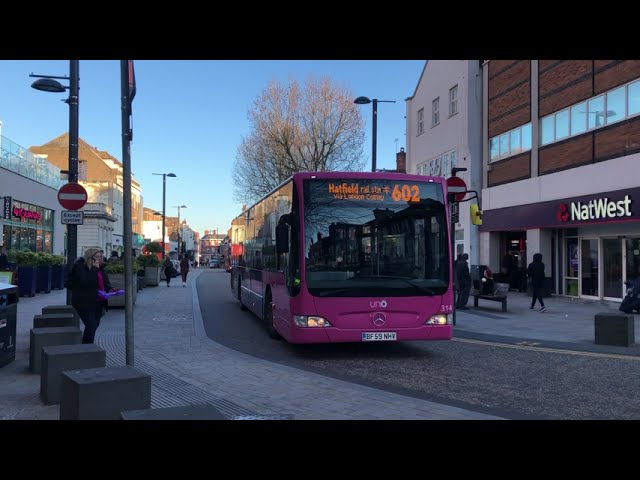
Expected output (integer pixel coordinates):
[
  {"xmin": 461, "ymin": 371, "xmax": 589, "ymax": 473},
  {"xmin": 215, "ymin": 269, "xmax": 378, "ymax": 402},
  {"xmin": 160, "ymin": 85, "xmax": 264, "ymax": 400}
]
[{"xmin": 233, "ymin": 76, "xmax": 367, "ymax": 204}]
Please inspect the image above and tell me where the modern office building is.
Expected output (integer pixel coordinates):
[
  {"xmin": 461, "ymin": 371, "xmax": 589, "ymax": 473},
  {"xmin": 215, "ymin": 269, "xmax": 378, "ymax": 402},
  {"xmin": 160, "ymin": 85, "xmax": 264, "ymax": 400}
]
[
  {"xmin": 479, "ymin": 60, "xmax": 640, "ymax": 301},
  {"xmin": 0, "ymin": 132, "xmax": 65, "ymax": 256}
]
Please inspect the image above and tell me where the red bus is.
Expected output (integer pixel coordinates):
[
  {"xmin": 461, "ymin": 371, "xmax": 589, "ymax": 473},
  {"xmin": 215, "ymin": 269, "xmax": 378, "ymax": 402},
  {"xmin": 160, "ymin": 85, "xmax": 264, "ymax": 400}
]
[{"xmin": 229, "ymin": 171, "xmax": 454, "ymax": 343}]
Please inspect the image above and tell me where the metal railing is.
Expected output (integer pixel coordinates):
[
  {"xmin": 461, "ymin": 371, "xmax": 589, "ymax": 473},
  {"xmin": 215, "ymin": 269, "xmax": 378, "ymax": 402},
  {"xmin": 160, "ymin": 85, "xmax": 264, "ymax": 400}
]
[{"xmin": 0, "ymin": 135, "xmax": 62, "ymax": 189}]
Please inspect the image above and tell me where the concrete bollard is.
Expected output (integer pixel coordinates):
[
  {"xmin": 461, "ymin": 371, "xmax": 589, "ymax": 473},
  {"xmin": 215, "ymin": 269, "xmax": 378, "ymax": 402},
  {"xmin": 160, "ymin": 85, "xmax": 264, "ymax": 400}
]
[
  {"xmin": 29, "ymin": 327, "xmax": 83, "ymax": 374},
  {"xmin": 594, "ymin": 312, "xmax": 636, "ymax": 347},
  {"xmin": 41, "ymin": 344, "xmax": 106, "ymax": 405},
  {"xmin": 60, "ymin": 366, "xmax": 151, "ymax": 420},
  {"xmin": 33, "ymin": 313, "xmax": 76, "ymax": 329},
  {"xmin": 42, "ymin": 306, "xmax": 80, "ymax": 329}
]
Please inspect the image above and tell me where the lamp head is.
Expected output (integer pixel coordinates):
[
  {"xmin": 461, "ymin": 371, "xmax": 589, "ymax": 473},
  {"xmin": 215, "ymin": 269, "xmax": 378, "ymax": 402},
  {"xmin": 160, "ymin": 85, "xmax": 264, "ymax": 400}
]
[
  {"xmin": 167, "ymin": 173, "xmax": 177, "ymax": 178},
  {"xmin": 31, "ymin": 78, "xmax": 67, "ymax": 93},
  {"xmin": 354, "ymin": 96, "xmax": 372, "ymax": 105}
]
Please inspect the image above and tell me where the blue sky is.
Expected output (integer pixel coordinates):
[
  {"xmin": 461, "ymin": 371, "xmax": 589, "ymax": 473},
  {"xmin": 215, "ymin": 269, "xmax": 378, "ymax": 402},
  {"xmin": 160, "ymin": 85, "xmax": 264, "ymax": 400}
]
[{"xmin": 0, "ymin": 60, "xmax": 425, "ymax": 237}]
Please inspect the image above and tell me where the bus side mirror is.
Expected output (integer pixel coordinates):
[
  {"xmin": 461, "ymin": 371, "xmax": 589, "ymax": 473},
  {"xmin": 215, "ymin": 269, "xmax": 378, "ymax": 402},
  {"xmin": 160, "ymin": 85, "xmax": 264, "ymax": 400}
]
[{"xmin": 276, "ymin": 223, "xmax": 289, "ymax": 253}]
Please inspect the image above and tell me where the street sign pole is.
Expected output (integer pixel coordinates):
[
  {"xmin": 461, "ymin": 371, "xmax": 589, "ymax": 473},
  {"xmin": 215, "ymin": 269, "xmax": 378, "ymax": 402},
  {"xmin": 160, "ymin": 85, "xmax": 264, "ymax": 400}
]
[{"xmin": 448, "ymin": 168, "xmax": 467, "ymax": 326}]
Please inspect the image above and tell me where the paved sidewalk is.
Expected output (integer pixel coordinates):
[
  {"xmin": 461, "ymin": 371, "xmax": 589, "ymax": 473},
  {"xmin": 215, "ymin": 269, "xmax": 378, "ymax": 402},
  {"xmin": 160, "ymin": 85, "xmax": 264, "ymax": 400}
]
[
  {"xmin": 1, "ymin": 271, "xmax": 637, "ymax": 420},
  {"xmin": 0, "ymin": 270, "xmax": 500, "ymax": 420}
]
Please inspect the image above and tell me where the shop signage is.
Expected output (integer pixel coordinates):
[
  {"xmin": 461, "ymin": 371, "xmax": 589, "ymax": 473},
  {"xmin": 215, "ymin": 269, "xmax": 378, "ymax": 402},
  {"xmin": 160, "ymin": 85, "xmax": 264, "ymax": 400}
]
[
  {"xmin": 481, "ymin": 187, "xmax": 640, "ymax": 232},
  {"xmin": 3, "ymin": 197, "xmax": 10, "ymax": 219},
  {"xmin": 12, "ymin": 206, "xmax": 42, "ymax": 221},
  {"xmin": 61, "ymin": 211, "xmax": 84, "ymax": 225},
  {"xmin": 559, "ymin": 195, "xmax": 632, "ymax": 222}
]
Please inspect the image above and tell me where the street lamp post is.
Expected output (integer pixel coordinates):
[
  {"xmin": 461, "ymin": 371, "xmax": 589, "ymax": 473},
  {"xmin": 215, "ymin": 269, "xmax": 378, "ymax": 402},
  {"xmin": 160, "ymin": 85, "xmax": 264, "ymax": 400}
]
[
  {"xmin": 354, "ymin": 96, "xmax": 396, "ymax": 172},
  {"xmin": 152, "ymin": 173, "xmax": 176, "ymax": 258},
  {"xmin": 172, "ymin": 205, "xmax": 187, "ymax": 255},
  {"xmin": 31, "ymin": 60, "xmax": 79, "ymax": 306}
]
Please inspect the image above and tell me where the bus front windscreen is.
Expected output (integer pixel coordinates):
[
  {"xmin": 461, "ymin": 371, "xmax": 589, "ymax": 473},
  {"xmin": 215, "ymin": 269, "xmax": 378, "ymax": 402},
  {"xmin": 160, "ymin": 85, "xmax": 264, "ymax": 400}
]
[{"xmin": 303, "ymin": 178, "xmax": 450, "ymax": 297}]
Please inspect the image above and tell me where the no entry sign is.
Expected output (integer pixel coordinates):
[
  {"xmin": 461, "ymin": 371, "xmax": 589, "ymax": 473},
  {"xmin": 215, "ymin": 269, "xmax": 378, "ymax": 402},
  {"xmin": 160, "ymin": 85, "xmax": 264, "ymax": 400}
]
[
  {"xmin": 58, "ymin": 182, "xmax": 88, "ymax": 210},
  {"xmin": 446, "ymin": 176, "xmax": 467, "ymax": 202}
]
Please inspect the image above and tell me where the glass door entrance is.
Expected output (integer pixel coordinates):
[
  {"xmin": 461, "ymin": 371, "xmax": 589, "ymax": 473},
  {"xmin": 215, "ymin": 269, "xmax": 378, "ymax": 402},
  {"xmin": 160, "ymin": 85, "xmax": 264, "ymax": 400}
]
[
  {"xmin": 626, "ymin": 238, "xmax": 640, "ymax": 284},
  {"xmin": 580, "ymin": 238, "xmax": 599, "ymax": 298},
  {"xmin": 603, "ymin": 238, "xmax": 622, "ymax": 299}
]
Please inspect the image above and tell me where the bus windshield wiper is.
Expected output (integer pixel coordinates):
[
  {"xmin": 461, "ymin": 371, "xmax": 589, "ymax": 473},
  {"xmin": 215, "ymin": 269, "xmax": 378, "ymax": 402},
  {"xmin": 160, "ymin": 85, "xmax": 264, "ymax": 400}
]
[{"xmin": 350, "ymin": 276, "xmax": 436, "ymax": 295}]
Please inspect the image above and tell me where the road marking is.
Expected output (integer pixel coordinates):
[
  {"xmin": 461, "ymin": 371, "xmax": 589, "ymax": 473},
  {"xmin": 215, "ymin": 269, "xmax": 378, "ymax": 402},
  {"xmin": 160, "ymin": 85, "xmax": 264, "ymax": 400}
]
[{"xmin": 453, "ymin": 337, "xmax": 640, "ymax": 361}]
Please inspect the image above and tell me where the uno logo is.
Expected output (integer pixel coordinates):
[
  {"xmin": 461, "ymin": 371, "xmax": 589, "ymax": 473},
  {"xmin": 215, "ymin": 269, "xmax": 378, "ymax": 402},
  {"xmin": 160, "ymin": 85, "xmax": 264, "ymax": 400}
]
[{"xmin": 370, "ymin": 300, "xmax": 387, "ymax": 308}]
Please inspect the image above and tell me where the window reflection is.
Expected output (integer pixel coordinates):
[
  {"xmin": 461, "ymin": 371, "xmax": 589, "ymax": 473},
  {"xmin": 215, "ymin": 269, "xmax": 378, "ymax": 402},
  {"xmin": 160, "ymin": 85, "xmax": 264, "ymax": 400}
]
[
  {"xmin": 628, "ymin": 81, "xmax": 640, "ymax": 116},
  {"xmin": 303, "ymin": 179, "xmax": 449, "ymax": 297},
  {"xmin": 606, "ymin": 86, "xmax": 625, "ymax": 124}
]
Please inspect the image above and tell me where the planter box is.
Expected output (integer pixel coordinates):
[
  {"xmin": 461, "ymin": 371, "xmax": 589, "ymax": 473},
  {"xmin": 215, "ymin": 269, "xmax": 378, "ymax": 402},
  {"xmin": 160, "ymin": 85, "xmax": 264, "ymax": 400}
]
[
  {"xmin": 107, "ymin": 273, "xmax": 137, "ymax": 307},
  {"xmin": 17, "ymin": 266, "xmax": 37, "ymax": 297},
  {"xmin": 37, "ymin": 265, "xmax": 52, "ymax": 294},
  {"xmin": 144, "ymin": 267, "xmax": 161, "ymax": 286},
  {"xmin": 51, "ymin": 265, "xmax": 66, "ymax": 290}
]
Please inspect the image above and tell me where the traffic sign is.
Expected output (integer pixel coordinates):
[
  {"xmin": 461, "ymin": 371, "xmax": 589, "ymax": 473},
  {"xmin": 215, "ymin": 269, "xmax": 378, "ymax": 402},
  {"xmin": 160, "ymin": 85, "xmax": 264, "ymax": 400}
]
[
  {"xmin": 61, "ymin": 210, "xmax": 84, "ymax": 225},
  {"xmin": 446, "ymin": 176, "xmax": 467, "ymax": 202},
  {"xmin": 58, "ymin": 182, "xmax": 87, "ymax": 210}
]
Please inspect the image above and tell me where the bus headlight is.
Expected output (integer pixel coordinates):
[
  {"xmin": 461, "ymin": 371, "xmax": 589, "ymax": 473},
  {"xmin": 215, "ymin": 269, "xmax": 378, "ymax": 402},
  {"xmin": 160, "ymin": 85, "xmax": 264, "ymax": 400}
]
[
  {"xmin": 426, "ymin": 314, "xmax": 451, "ymax": 325},
  {"xmin": 293, "ymin": 315, "xmax": 332, "ymax": 328}
]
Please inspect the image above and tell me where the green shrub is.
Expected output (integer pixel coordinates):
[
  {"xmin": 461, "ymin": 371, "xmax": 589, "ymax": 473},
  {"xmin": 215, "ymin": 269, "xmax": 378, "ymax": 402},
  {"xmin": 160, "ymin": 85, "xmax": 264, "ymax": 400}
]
[
  {"xmin": 14, "ymin": 250, "xmax": 39, "ymax": 266},
  {"xmin": 145, "ymin": 242, "xmax": 162, "ymax": 254},
  {"xmin": 137, "ymin": 253, "xmax": 161, "ymax": 267}
]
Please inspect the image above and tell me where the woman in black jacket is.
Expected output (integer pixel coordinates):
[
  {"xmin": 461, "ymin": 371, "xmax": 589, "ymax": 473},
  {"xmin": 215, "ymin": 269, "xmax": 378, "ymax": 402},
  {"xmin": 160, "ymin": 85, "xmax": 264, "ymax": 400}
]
[
  {"xmin": 527, "ymin": 253, "xmax": 547, "ymax": 312},
  {"xmin": 65, "ymin": 248, "xmax": 112, "ymax": 343}
]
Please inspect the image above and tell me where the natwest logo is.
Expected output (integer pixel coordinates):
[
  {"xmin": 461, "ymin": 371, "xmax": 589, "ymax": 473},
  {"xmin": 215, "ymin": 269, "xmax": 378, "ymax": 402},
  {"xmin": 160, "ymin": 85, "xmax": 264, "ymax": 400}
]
[{"xmin": 564, "ymin": 195, "xmax": 632, "ymax": 222}]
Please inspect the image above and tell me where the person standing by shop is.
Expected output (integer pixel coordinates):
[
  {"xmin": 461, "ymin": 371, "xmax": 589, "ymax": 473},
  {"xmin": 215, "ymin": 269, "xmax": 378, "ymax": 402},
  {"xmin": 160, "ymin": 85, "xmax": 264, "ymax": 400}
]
[
  {"xmin": 528, "ymin": 253, "xmax": 547, "ymax": 312},
  {"xmin": 456, "ymin": 253, "xmax": 471, "ymax": 309},
  {"xmin": 180, "ymin": 255, "xmax": 190, "ymax": 287},
  {"xmin": 65, "ymin": 248, "xmax": 112, "ymax": 344}
]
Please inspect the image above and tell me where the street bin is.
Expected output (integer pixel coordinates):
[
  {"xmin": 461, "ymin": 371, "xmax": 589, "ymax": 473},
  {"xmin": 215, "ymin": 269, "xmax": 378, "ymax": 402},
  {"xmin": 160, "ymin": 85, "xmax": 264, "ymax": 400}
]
[{"xmin": 0, "ymin": 281, "xmax": 19, "ymax": 368}]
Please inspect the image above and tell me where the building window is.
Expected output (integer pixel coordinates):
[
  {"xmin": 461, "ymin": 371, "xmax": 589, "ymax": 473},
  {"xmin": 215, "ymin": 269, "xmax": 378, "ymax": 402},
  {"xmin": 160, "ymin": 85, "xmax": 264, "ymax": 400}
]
[
  {"xmin": 489, "ymin": 123, "xmax": 532, "ymax": 162},
  {"xmin": 538, "ymin": 77, "xmax": 640, "ymax": 148},
  {"xmin": 628, "ymin": 80, "xmax": 640, "ymax": 116},
  {"xmin": 570, "ymin": 102, "xmax": 587, "ymax": 136},
  {"xmin": 449, "ymin": 85, "xmax": 458, "ymax": 117},
  {"xmin": 432, "ymin": 98, "xmax": 440, "ymax": 127},
  {"xmin": 417, "ymin": 108, "xmax": 424, "ymax": 135},
  {"xmin": 555, "ymin": 108, "xmax": 570, "ymax": 140}
]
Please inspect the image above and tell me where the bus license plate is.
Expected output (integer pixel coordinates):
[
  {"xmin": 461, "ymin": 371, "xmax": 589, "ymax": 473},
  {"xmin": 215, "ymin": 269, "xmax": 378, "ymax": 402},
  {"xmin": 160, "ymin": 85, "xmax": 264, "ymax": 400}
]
[{"xmin": 362, "ymin": 332, "xmax": 397, "ymax": 342}]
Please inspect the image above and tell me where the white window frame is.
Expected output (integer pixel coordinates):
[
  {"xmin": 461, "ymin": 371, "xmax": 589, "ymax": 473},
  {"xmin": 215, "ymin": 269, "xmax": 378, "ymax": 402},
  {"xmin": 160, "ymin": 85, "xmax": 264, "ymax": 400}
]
[
  {"xmin": 538, "ymin": 77, "xmax": 640, "ymax": 148},
  {"xmin": 449, "ymin": 85, "xmax": 458, "ymax": 117},
  {"xmin": 432, "ymin": 97, "xmax": 440, "ymax": 127}
]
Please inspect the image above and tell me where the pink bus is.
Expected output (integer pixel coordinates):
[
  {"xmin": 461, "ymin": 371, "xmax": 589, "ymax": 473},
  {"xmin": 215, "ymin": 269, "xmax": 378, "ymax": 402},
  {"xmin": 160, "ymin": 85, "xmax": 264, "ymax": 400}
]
[{"xmin": 230, "ymin": 171, "xmax": 454, "ymax": 343}]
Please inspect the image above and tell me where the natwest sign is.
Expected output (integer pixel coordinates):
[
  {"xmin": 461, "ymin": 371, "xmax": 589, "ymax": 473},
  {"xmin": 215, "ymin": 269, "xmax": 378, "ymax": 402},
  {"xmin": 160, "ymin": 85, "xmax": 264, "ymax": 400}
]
[
  {"xmin": 482, "ymin": 187, "xmax": 640, "ymax": 232},
  {"xmin": 560, "ymin": 195, "xmax": 632, "ymax": 222}
]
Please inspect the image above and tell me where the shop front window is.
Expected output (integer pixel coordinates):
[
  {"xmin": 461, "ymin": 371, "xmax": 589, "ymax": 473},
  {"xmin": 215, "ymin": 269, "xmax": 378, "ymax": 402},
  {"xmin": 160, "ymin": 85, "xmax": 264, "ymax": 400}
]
[
  {"xmin": 565, "ymin": 237, "xmax": 578, "ymax": 296},
  {"xmin": 603, "ymin": 238, "xmax": 622, "ymax": 298},
  {"xmin": 581, "ymin": 239, "xmax": 599, "ymax": 297}
]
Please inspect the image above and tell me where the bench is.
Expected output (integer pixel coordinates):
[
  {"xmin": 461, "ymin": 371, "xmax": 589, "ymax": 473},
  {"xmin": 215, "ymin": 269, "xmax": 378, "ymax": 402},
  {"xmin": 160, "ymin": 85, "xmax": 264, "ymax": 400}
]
[{"xmin": 471, "ymin": 282, "xmax": 509, "ymax": 312}]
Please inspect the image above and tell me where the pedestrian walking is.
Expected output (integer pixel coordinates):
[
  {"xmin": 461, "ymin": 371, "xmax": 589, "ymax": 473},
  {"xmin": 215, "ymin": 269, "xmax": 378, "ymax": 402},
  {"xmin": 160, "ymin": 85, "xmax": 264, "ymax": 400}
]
[
  {"xmin": 528, "ymin": 253, "xmax": 547, "ymax": 312},
  {"xmin": 0, "ymin": 247, "xmax": 9, "ymax": 269},
  {"xmin": 180, "ymin": 255, "xmax": 190, "ymax": 287},
  {"xmin": 456, "ymin": 253, "xmax": 471, "ymax": 309},
  {"xmin": 163, "ymin": 256, "xmax": 173, "ymax": 287},
  {"xmin": 65, "ymin": 248, "xmax": 112, "ymax": 344}
]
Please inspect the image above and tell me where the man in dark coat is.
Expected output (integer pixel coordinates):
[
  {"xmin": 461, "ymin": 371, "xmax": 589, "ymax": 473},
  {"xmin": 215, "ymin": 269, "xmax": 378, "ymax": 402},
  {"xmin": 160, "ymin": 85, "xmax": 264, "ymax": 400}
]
[
  {"xmin": 527, "ymin": 253, "xmax": 547, "ymax": 312},
  {"xmin": 455, "ymin": 253, "xmax": 471, "ymax": 309}
]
